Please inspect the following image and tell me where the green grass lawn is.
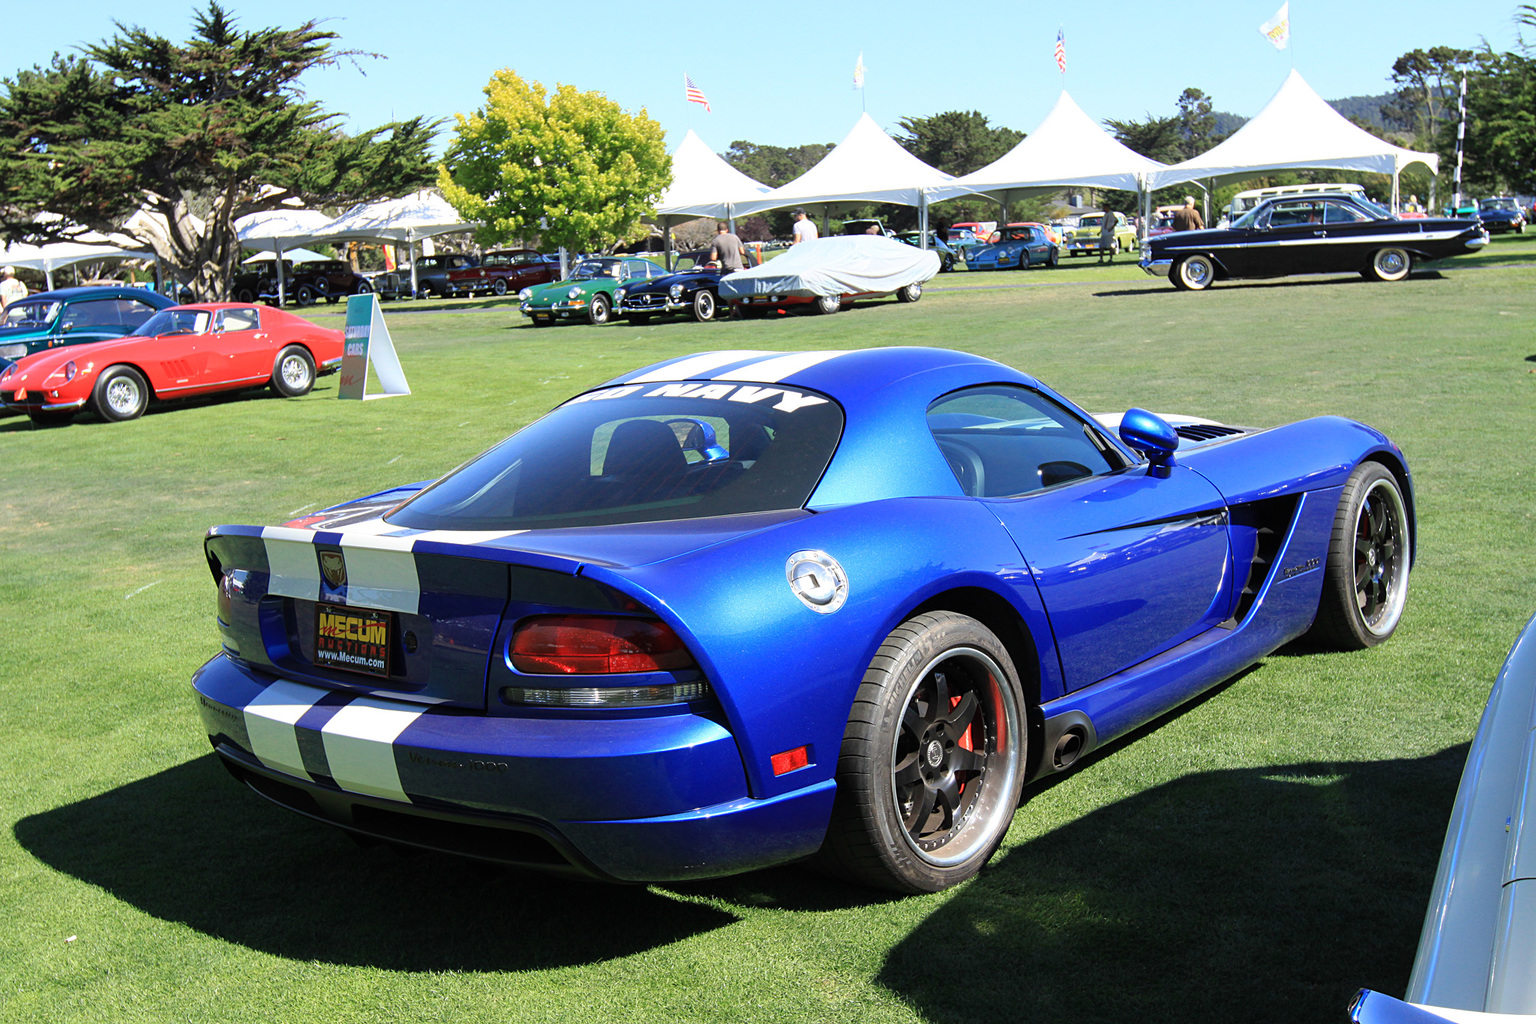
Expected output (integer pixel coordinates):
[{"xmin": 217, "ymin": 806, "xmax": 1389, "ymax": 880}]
[{"xmin": 3, "ymin": 239, "xmax": 1535, "ymax": 1023}]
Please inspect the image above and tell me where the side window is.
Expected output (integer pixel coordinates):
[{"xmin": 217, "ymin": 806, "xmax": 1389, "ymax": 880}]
[
  {"xmin": 1323, "ymin": 201, "xmax": 1368, "ymax": 224},
  {"xmin": 215, "ymin": 308, "xmax": 260, "ymax": 332},
  {"xmin": 121, "ymin": 300, "xmax": 161, "ymax": 330},
  {"xmin": 58, "ymin": 299, "xmax": 124, "ymax": 331},
  {"xmin": 927, "ymin": 385, "xmax": 1127, "ymax": 498}
]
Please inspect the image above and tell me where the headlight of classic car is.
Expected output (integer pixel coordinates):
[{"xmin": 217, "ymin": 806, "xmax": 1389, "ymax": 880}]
[
  {"xmin": 615, "ymin": 288, "xmax": 627, "ymax": 302},
  {"xmin": 46, "ymin": 360, "xmax": 77, "ymax": 384},
  {"xmin": 567, "ymin": 286, "xmax": 584, "ymax": 300},
  {"xmin": 518, "ymin": 287, "xmax": 533, "ymax": 301},
  {"xmin": 669, "ymin": 283, "xmax": 684, "ymax": 300}
]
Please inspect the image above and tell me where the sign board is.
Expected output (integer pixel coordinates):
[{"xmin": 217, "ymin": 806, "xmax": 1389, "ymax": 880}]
[{"xmin": 338, "ymin": 293, "xmax": 411, "ymax": 401}]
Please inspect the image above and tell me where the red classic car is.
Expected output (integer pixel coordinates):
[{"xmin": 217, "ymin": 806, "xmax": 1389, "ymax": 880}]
[
  {"xmin": 445, "ymin": 248, "xmax": 560, "ymax": 296},
  {"xmin": 0, "ymin": 303, "xmax": 343, "ymax": 425}
]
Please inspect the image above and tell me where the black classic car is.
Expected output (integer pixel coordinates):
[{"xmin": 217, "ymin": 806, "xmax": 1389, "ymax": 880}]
[
  {"xmin": 1477, "ymin": 196, "xmax": 1527, "ymax": 234},
  {"xmin": 615, "ymin": 263, "xmax": 730, "ymax": 323},
  {"xmin": 1141, "ymin": 192, "xmax": 1488, "ymax": 290}
]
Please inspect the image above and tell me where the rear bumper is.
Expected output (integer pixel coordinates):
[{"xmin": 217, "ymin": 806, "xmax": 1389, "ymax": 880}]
[{"xmin": 191, "ymin": 653, "xmax": 834, "ymax": 881}]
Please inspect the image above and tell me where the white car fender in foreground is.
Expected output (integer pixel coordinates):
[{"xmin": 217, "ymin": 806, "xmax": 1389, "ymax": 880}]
[{"xmin": 1352, "ymin": 612, "xmax": 1536, "ymax": 1023}]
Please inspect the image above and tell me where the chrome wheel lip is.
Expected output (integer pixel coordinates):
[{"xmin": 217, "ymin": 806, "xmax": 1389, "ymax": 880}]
[
  {"xmin": 1183, "ymin": 256, "xmax": 1213, "ymax": 287},
  {"xmin": 1375, "ymin": 248, "xmax": 1409, "ymax": 278},
  {"xmin": 1353, "ymin": 478, "xmax": 1410, "ymax": 636},
  {"xmin": 888, "ymin": 645, "xmax": 1019, "ymax": 868}
]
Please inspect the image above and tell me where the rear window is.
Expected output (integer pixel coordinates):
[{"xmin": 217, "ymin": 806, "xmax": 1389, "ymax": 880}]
[{"xmin": 386, "ymin": 381, "xmax": 844, "ymax": 531}]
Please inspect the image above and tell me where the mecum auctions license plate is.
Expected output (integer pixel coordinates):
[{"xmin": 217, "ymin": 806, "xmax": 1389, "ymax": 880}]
[{"xmin": 315, "ymin": 603, "xmax": 391, "ymax": 677}]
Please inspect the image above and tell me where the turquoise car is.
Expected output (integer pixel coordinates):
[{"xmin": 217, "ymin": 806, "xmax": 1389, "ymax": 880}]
[
  {"xmin": 518, "ymin": 257, "xmax": 668, "ymax": 326},
  {"xmin": 0, "ymin": 286, "xmax": 177, "ymax": 363}
]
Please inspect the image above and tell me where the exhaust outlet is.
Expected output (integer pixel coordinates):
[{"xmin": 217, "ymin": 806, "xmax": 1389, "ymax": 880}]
[{"xmin": 1052, "ymin": 727, "xmax": 1086, "ymax": 770}]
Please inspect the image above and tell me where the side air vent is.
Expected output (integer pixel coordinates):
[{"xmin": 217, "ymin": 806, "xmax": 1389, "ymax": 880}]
[
  {"xmin": 1229, "ymin": 495, "xmax": 1299, "ymax": 623},
  {"xmin": 1174, "ymin": 423, "xmax": 1247, "ymax": 443}
]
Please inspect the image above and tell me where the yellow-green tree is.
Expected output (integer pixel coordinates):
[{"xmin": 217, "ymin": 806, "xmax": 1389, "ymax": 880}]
[{"xmin": 439, "ymin": 70, "xmax": 670, "ymax": 253}]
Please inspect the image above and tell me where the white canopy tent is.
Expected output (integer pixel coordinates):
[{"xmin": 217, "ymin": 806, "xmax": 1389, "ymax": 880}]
[
  {"xmin": 733, "ymin": 113, "xmax": 955, "ymax": 244},
  {"xmin": 242, "ymin": 247, "xmax": 327, "ymax": 264},
  {"xmin": 236, "ymin": 209, "xmax": 333, "ymax": 305},
  {"xmin": 1, "ymin": 239, "xmax": 154, "ymax": 291},
  {"xmin": 930, "ymin": 91, "xmax": 1167, "ymax": 216},
  {"xmin": 653, "ymin": 129, "xmax": 772, "ymax": 267},
  {"xmin": 308, "ymin": 190, "xmax": 477, "ymax": 298},
  {"xmin": 1147, "ymin": 69, "xmax": 1440, "ymax": 212}
]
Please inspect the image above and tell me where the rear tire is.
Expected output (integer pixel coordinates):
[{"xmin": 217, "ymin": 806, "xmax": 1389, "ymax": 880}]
[
  {"xmin": 1308, "ymin": 461, "xmax": 1411, "ymax": 649},
  {"xmin": 271, "ymin": 345, "xmax": 316, "ymax": 397},
  {"xmin": 896, "ymin": 282, "xmax": 922, "ymax": 303},
  {"xmin": 1365, "ymin": 247, "xmax": 1411, "ymax": 283},
  {"xmin": 819, "ymin": 611, "xmax": 1027, "ymax": 893}
]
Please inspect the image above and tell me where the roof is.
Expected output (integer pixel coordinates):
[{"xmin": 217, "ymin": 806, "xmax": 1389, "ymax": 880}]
[
  {"xmin": 1148, "ymin": 70, "xmax": 1439, "ymax": 189},
  {"xmin": 732, "ymin": 114, "xmax": 954, "ymax": 216},
  {"xmin": 15, "ymin": 285, "xmax": 175, "ymax": 304},
  {"xmin": 930, "ymin": 91, "xmax": 1166, "ymax": 202},
  {"xmin": 655, "ymin": 130, "xmax": 773, "ymax": 219}
]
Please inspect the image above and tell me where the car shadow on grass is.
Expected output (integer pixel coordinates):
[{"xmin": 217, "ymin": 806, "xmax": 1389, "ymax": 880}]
[
  {"xmin": 874, "ymin": 745, "xmax": 1467, "ymax": 1024},
  {"xmin": 1093, "ymin": 273, "xmax": 1453, "ymax": 298},
  {"xmin": 13, "ymin": 754, "xmax": 737, "ymax": 970}
]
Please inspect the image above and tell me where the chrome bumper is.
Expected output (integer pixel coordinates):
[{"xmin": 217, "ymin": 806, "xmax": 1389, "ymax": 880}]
[{"xmin": 1140, "ymin": 256, "xmax": 1173, "ymax": 278}]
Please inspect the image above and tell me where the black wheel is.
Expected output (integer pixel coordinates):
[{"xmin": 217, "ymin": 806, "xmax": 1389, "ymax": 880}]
[
  {"xmin": 820, "ymin": 611, "xmax": 1026, "ymax": 893},
  {"xmin": 92, "ymin": 365, "xmax": 149, "ymax": 422},
  {"xmin": 1048, "ymin": 247, "xmax": 1059, "ymax": 268},
  {"xmin": 587, "ymin": 293, "xmax": 611, "ymax": 325},
  {"xmin": 896, "ymin": 282, "xmax": 922, "ymax": 303},
  {"xmin": 353, "ymin": 280, "xmax": 372, "ymax": 296},
  {"xmin": 1174, "ymin": 254, "xmax": 1214, "ymax": 291},
  {"xmin": 1309, "ymin": 462, "xmax": 1411, "ymax": 649},
  {"xmin": 940, "ymin": 253, "xmax": 954, "ymax": 273},
  {"xmin": 270, "ymin": 345, "xmax": 316, "ymax": 397},
  {"xmin": 692, "ymin": 289, "xmax": 717, "ymax": 322},
  {"xmin": 235, "ymin": 287, "xmax": 256, "ymax": 304},
  {"xmin": 492, "ymin": 278, "xmax": 508, "ymax": 296},
  {"xmin": 1365, "ymin": 247, "xmax": 1411, "ymax": 283},
  {"xmin": 294, "ymin": 283, "xmax": 317, "ymax": 307},
  {"xmin": 815, "ymin": 294, "xmax": 840, "ymax": 315}
]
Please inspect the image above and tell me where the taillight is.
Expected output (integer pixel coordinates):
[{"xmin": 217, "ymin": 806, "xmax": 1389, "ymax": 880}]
[{"xmin": 510, "ymin": 616, "xmax": 696, "ymax": 675}]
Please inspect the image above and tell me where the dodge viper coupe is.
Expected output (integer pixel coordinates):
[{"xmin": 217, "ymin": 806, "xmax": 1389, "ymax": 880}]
[
  {"xmin": 1143, "ymin": 192, "xmax": 1487, "ymax": 290},
  {"xmin": 717, "ymin": 235, "xmax": 940, "ymax": 315},
  {"xmin": 193, "ymin": 347, "xmax": 1414, "ymax": 893},
  {"xmin": 1, "ymin": 303, "xmax": 343, "ymax": 424}
]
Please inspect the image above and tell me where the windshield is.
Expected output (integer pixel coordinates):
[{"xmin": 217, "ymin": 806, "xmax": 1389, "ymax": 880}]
[
  {"xmin": 1, "ymin": 300, "xmax": 60, "ymax": 329},
  {"xmin": 386, "ymin": 382, "xmax": 845, "ymax": 531},
  {"xmin": 1355, "ymin": 198, "xmax": 1393, "ymax": 219},
  {"xmin": 1481, "ymin": 198, "xmax": 1517, "ymax": 211},
  {"xmin": 134, "ymin": 308, "xmax": 211, "ymax": 336},
  {"xmin": 569, "ymin": 260, "xmax": 619, "ymax": 281}
]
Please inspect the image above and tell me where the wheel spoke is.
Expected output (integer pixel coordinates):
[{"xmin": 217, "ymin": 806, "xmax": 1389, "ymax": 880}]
[
  {"xmin": 951, "ymin": 746, "xmax": 986, "ymax": 773},
  {"xmin": 901, "ymin": 704, "xmax": 929, "ymax": 743},
  {"xmin": 943, "ymin": 691, "xmax": 978, "ymax": 733},
  {"xmin": 929, "ymin": 669, "xmax": 950, "ymax": 710}
]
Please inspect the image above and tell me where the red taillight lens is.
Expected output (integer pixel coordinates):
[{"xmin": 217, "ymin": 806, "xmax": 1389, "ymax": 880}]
[{"xmin": 511, "ymin": 616, "xmax": 696, "ymax": 675}]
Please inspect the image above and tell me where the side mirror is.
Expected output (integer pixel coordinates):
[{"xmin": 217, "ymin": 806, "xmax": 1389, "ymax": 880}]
[{"xmin": 1119, "ymin": 408, "xmax": 1178, "ymax": 477}]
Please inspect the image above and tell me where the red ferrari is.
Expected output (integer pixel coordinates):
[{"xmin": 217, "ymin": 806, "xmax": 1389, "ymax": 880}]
[{"xmin": 1, "ymin": 303, "xmax": 343, "ymax": 425}]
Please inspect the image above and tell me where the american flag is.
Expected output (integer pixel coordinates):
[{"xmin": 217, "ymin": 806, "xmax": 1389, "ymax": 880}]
[
  {"xmin": 684, "ymin": 74, "xmax": 711, "ymax": 113},
  {"xmin": 1054, "ymin": 29, "xmax": 1066, "ymax": 73}
]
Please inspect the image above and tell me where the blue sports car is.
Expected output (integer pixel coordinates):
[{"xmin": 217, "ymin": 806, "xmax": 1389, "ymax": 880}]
[
  {"xmin": 192, "ymin": 348, "xmax": 1413, "ymax": 892},
  {"xmin": 965, "ymin": 224, "xmax": 1059, "ymax": 271}
]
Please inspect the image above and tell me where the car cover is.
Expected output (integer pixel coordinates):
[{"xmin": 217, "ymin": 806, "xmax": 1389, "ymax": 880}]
[{"xmin": 717, "ymin": 235, "xmax": 941, "ymax": 299}]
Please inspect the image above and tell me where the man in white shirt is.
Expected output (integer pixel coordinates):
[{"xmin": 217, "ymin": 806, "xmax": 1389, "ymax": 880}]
[
  {"xmin": 792, "ymin": 209, "xmax": 818, "ymax": 245},
  {"xmin": 0, "ymin": 267, "xmax": 27, "ymax": 308}
]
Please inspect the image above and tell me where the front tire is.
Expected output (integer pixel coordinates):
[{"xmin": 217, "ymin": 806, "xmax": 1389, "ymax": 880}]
[
  {"xmin": 692, "ymin": 289, "xmax": 717, "ymax": 322},
  {"xmin": 815, "ymin": 294, "xmax": 841, "ymax": 315},
  {"xmin": 896, "ymin": 282, "xmax": 922, "ymax": 303},
  {"xmin": 271, "ymin": 345, "xmax": 316, "ymax": 397},
  {"xmin": 235, "ymin": 287, "xmax": 256, "ymax": 304},
  {"xmin": 1365, "ymin": 247, "xmax": 1411, "ymax": 282},
  {"xmin": 1309, "ymin": 461, "xmax": 1411, "ymax": 649},
  {"xmin": 1174, "ymin": 254, "xmax": 1215, "ymax": 291},
  {"xmin": 492, "ymin": 278, "xmax": 508, "ymax": 296},
  {"xmin": 587, "ymin": 293, "xmax": 611, "ymax": 325},
  {"xmin": 294, "ymin": 283, "xmax": 317, "ymax": 307},
  {"xmin": 820, "ymin": 611, "xmax": 1026, "ymax": 893},
  {"xmin": 92, "ymin": 365, "xmax": 149, "ymax": 421}
]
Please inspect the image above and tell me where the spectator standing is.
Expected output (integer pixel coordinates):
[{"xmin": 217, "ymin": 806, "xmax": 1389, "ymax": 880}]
[
  {"xmin": 792, "ymin": 209, "xmax": 818, "ymax": 244},
  {"xmin": 709, "ymin": 222, "xmax": 746, "ymax": 272},
  {"xmin": 1172, "ymin": 196, "xmax": 1204, "ymax": 232},
  {"xmin": 0, "ymin": 267, "xmax": 26, "ymax": 308},
  {"xmin": 1098, "ymin": 210, "xmax": 1117, "ymax": 264}
]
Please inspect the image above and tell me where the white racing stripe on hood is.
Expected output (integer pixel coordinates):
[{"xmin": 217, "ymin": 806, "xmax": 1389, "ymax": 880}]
[
  {"xmin": 712, "ymin": 350, "xmax": 852, "ymax": 382},
  {"xmin": 625, "ymin": 350, "xmax": 778, "ymax": 384}
]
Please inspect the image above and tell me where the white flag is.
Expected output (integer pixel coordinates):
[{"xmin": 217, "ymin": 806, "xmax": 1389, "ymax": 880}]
[
  {"xmin": 853, "ymin": 51, "xmax": 866, "ymax": 89},
  {"xmin": 1259, "ymin": 2, "xmax": 1290, "ymax": 49}
]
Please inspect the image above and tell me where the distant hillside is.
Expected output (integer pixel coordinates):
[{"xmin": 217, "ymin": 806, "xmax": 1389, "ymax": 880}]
[{"xmin": 1212, "ymin": 92, "xmax": 1391, "ymax": 136}]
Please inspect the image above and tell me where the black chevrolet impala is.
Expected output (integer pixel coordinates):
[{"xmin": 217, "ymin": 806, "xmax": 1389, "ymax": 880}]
[{"xmin": 1142, "ymin": 193, "xmax": 1488, "ymax": 291}]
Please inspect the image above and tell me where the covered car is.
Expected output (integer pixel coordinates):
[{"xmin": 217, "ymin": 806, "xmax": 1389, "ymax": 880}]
[
  {"xmin": 1, "ymin": 303, "xmax": 343, "ymax": 424},
  {"xmin": 192, "ymin": 347, "xmax": 1413, "ymax": 893},
  {"xmin": 717, "ymin": 235, "xmax": 941, "ymax": 315},
  {"xmin": 1142, "ymin": 193, "xmax": 1488, "ymax": 290}
]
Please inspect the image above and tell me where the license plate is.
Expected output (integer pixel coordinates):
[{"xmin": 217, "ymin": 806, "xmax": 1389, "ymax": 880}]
[{"xmin": 315, "ymin": 603, "xmax": 391, "ymax": 677}]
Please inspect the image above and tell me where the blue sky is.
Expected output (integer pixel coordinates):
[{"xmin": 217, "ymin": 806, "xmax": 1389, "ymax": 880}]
[{"xmin": 7, "ymin": 1, "xmax": 1527, "ymax": 157}]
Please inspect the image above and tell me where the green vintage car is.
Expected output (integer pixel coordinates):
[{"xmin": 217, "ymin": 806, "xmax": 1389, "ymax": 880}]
[
  {"xmin": 1061, "ymin": 211, "xmax": 1138, "ymax": 258},
  {"xmin": 518, "ymin": 257, "xmax": 668, "ymax": 326}
]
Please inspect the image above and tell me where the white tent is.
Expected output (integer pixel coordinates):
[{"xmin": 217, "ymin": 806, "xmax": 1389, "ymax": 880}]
[
  {"xmin": 2, "ymin": 239, "xmax": 153, "ymax": 291},
  {"xmin": 242, "ymin": 247, "xmax": 327, "ymax": 264},
  {"xmin": 733, "ymin": 113, "xmax": 954, "ymax": 241},
  {"xmin": 652, "ymin": 130, "xmax": 772, "ymax": 268},
  {"xmin": 931, "ymin": 91, "xmax": 1167, "ymax": 209},
  {"xmin": 236, "ymin": 209, "xmax": 334, "ymax": 305},
  {"xmin": 1147, "ymin": 69, "xmax": 1440, "ymax": 210},
  {"xmin": 310, "ymin": 190, "xmax": 477, "ymax": 298}
]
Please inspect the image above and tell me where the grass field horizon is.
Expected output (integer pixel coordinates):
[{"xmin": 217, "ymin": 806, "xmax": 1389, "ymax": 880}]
[{"xmin": 3, "ymin": 242, "xmax": 1534, "ymax": 1023}]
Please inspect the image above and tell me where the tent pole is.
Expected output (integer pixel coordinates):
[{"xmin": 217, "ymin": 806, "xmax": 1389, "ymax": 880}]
[
  {"xmin": 919, "ymin": 192, "xmax": 929, "ymax": 249},
  {"xmin": 276, "ymin": 244, "xmax": 287, "ymax": 306},
  {"xmin": 45, "ymin": 263, "xmax": 55, "ymax": 291},
  {"xmin": 409, "ymin": 237, "xmax": 420, "ymax": 299},
  {"xmin": 664, "ymin": 217, "xmax": 673, "ymax": 272},
  {"xmin": 1391, "ymin": 169, "xmax": 1401, "ymax": 214}
]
